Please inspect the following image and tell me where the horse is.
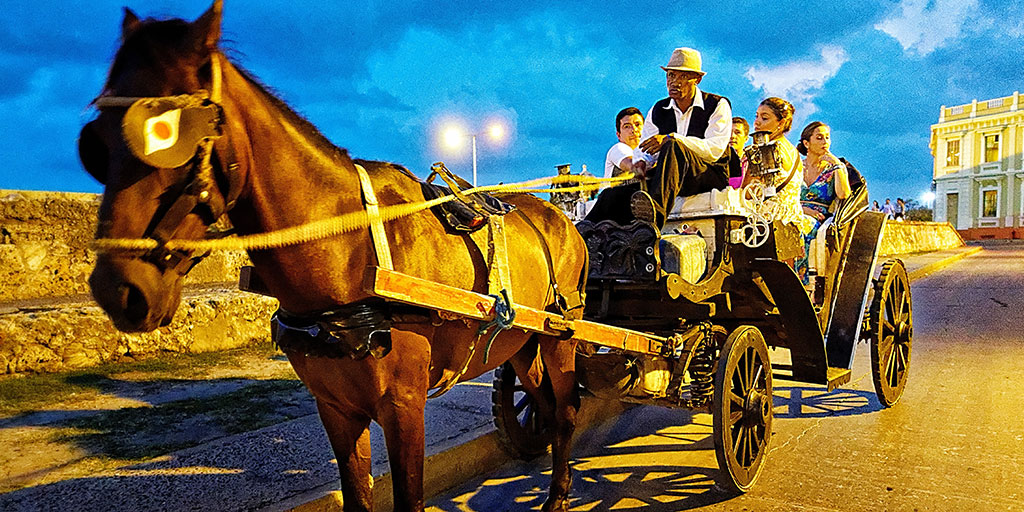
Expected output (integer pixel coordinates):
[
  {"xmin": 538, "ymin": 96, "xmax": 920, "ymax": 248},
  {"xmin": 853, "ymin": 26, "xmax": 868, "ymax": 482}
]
[{"xmin": 77, "ymin": 2, "xmax": 588, "ymax": 510}]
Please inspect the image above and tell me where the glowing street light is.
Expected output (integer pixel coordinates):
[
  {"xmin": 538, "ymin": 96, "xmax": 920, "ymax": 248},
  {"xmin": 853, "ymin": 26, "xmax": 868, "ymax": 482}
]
[{"xmin": 440, "ymin": 120, "xmax": 506, "ymax": 186}]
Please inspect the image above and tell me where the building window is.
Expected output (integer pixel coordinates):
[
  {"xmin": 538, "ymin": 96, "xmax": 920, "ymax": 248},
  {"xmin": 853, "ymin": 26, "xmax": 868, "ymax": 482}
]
[
  {"xmin": 984, "ymin": 134, "xmax": 1000, "ymax": 163},
  {"xmin": 982, "ymin": 189, "xmax": 998, "ymax": 218},
  {"xmin": 945, "ymin": 139, "xmax": 960, "ymax": 167}
]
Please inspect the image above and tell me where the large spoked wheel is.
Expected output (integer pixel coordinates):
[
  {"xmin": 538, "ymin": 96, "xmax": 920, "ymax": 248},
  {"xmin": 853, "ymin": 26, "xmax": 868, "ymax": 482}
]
[
  {"xmin": 868, "ymin": 259, "xmax": 913, "ymax": 407},
  {"xmin": 712, "ymin": 326, "xmax": 773, "ymax": 493},
  {"xmin": 491, "ymin": 362, "xmax": 552, "ymax": 460}
]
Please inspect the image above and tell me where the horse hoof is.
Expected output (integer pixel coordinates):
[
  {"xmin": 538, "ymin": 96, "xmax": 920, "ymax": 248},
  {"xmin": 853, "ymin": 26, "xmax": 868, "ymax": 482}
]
[{"xmin": 541, "ymin": 497, "xmax": 570, "ymax": 512}]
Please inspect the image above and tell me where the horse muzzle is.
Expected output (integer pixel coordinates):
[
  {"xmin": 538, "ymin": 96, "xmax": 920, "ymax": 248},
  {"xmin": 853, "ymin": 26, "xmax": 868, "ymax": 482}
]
[{"xmin": 89, "ymin": 255, "xmax": 184, "ymax": 332}]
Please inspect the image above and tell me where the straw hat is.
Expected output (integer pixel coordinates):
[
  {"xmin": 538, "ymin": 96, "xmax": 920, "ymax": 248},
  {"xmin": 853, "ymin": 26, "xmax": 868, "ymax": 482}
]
[{"xmin": 660, "ymin": 47, "xmax": 705, "ymax": 76}]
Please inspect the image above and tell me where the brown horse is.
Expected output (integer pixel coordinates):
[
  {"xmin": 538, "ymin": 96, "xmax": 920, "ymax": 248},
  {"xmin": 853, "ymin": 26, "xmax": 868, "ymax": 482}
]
[{"xmin": 78, "ymin": 2, "xmax": 588, "ymax": 510}]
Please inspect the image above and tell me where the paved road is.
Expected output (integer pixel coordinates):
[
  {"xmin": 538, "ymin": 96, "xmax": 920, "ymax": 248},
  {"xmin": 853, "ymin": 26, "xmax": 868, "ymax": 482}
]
[{"xmin": 425, "ymin": 243, "xmax": 1024, "ymax": 511}]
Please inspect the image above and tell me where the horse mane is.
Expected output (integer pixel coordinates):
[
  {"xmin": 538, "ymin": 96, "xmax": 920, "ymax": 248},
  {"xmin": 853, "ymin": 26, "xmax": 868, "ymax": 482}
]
[{"xmin": 107, "ymin": 15, "xmax": 352, "ymax": 165}]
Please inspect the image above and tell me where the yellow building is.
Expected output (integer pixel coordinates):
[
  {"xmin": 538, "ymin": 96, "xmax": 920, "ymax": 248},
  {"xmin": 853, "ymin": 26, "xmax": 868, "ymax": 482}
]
[{"xmin": 930, "ymin": 92, "xmax": 1023, "ymax": 239}]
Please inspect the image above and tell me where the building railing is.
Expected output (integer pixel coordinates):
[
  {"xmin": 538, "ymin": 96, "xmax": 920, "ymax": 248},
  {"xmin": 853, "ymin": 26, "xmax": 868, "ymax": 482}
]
[{"xmin": 941, "ymin": 93, "xmax": 1019, "ymax": 122}]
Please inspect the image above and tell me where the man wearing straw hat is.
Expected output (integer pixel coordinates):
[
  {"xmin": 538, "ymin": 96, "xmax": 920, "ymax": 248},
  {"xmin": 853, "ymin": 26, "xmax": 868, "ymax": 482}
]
[{"xmin": 586, "ymin": 47, "xmax": 733, "ymax": 228}]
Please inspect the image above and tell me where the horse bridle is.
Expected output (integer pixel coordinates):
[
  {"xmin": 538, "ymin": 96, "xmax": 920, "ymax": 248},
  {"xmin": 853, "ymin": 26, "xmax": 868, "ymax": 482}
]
[{"xmin": 82, "ymin": 52, "xmax": 241, "ymax": 275}]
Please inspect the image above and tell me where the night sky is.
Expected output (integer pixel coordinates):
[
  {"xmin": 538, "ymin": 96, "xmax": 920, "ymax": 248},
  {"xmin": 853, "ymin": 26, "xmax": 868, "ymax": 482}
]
[{"xmin": 2, "ymin": 0, "xmax": 1021, "ymax": 206}]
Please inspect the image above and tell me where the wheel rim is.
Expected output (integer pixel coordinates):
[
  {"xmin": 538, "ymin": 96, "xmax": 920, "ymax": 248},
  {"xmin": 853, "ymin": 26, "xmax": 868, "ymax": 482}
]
[
  {"xmin": 870, "ymin": 260, "xmax": 912, "ymax": 407},
  {"xmin": 713, "ymin": 326, "xmax": 772, "ymax": 492}
]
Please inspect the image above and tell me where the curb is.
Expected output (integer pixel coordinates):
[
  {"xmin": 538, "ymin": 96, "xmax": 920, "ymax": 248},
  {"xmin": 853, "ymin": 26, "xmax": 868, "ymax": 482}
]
[
  {"xmin": 906, "ymin": 246, "xmax": 983, "ymax": 281},
  {"xmin": 281, "ymin": 397, "xmax": 629, "ymax": 512}
]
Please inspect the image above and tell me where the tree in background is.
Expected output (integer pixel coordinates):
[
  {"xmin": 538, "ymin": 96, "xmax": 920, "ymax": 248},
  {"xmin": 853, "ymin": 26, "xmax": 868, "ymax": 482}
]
[{"xmin": 903, "ymin": 199, "xmax": 933, "ymax": 221}]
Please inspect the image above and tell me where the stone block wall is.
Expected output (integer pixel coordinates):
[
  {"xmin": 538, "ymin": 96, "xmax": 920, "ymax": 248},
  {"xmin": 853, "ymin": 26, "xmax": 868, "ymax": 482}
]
[
  {"xmin": 879, "ymin": 220, "xmax": 965, "ymax": 256},
  {"xmin": 1, "ymin": 190, "xmax": 276, "ymax": 375}
]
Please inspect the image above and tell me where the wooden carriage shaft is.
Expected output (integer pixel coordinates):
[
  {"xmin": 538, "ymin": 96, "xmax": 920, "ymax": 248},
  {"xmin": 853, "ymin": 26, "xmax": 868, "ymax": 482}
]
[{"xmin": 365, "ymin": 267, "xmax": 669, "ymax": 355}]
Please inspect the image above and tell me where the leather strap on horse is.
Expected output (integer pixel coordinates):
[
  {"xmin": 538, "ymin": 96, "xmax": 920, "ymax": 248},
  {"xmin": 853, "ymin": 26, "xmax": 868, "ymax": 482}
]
[
  {"xmin": 469, "ymin": 215, "xmax": 514, "ymax": 301},
  {"xmin": 512, "ymin": 209, "xmax": 584, "ymax": 322},
  {"xmin": 356, "ymin": 164, "xmax": 394, "ymax": 270}
]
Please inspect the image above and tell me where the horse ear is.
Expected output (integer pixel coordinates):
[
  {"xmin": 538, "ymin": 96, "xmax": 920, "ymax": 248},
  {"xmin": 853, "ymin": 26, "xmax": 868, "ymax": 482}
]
[
  {"xmin": 192, "ymin": 0, "xmax": 223, "ymax": 50},
  {"xmin": 121, "ymin": 8, "xmax": 141, "ymax": 40}
]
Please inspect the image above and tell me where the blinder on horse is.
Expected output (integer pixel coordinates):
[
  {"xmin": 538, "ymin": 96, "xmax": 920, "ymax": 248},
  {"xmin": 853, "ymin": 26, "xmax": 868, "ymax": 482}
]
[{"xmin": 81, "ymin": 54, "xmax": 240, "ymax": 275}]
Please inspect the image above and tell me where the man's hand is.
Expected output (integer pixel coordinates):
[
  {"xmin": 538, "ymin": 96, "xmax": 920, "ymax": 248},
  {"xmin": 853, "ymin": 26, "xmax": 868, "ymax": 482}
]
[
  {"xmin": 639, "ymin": 134, "xmax": 667, "ymax": 154},
  {"xmin": 634, "ymin": 159, "xmax": 648, "ymax": 177}
]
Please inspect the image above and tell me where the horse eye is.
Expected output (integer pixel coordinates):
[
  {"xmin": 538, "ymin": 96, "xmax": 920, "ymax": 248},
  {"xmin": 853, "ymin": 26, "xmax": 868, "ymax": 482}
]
[{"xmin": 78, "ymin": 120, "xmax": 109, "ymax": 185}]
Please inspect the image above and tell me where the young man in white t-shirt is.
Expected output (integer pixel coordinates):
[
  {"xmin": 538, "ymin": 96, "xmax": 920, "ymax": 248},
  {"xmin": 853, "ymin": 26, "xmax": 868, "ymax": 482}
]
[{"xmin": 604, "ymin": 107, "xmax": 646, "ymax": 178}]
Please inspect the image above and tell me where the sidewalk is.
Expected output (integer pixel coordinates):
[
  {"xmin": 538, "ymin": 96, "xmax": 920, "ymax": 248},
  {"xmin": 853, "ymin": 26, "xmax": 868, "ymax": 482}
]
[{"xmin": 0, "ymin": 246, "xmax": 984, "ymax": 512}]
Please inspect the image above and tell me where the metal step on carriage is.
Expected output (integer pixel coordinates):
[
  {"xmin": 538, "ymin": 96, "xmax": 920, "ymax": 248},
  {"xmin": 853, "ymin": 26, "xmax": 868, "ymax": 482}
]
[
  {"xmin": 350, "ymin": 145, "xmax": 912, "ymax": 492},
  {"xmin": 486, "ymin": 140, "xmax": 913, "ymax": 492}
]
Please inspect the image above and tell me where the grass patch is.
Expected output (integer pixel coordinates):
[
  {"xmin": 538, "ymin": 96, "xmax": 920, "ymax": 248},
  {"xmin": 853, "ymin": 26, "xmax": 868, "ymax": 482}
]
[
  {"xmin": 0, "ymin": 344, "xmax": 286, "ymax": 417},
  {"xmin": 55, "ymin": 379, "xmax": 310, "ymax": 460}
]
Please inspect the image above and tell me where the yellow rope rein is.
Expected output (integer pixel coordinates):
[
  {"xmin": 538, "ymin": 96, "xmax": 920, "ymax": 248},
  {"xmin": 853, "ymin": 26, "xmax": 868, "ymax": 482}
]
[{"xmin": 90, "ymin": 172, "xmax": 636, "ymax": 254}]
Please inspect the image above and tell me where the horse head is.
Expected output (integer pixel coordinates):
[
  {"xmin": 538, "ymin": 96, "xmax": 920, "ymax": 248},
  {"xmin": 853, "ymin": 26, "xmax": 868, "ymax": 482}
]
[{"xmin": 79, "ymin": 1, "xmax": 242, "ymax": 332}]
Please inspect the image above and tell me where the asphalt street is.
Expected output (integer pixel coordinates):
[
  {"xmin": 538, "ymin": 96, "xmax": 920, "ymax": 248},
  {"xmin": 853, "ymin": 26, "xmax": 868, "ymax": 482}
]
[{"xmin": 425, "ymin": 243, "xmax": 1024, "ymax": 511}]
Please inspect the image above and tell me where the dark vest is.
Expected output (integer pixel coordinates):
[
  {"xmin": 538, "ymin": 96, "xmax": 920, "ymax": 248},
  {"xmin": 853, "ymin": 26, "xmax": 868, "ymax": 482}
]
[
  {"xmin": 650, "ymin": 92, "xmax": 735, "ymax": 173},
  {"xmin": 650, "ymin": 92, "xmax": 728, "ymax": 138}
]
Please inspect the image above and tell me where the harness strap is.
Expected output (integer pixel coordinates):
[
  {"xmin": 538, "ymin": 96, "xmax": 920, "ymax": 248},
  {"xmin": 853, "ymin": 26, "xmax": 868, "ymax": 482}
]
[
  {"xmin": 356, "ymin": 164, "xmax": 394, "ymax": 271},
  {"xmin": 512, "ymin": 209, "xmax": 582, "ymax": 319},
  {"xmin": 468, "ymin": 216, "xmax": 514, "ymax": 301}
]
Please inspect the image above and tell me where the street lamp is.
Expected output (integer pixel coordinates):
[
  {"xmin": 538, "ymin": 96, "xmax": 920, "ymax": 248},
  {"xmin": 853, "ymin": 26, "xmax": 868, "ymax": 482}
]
[{"xmin": 440, "ymin": 121, "xmax": 506, "ymax": 186}]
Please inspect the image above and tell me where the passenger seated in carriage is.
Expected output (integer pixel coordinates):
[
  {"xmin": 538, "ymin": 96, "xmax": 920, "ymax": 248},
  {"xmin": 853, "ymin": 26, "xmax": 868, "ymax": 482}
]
[
  {"xmin": 604, "ymin": 107, "xmax": 646, "ymax": 179},
  {"xmin": 585, "ymin": 47, "xmax": 733, "ymax": 229},
  {"xmin": 794, "ymin": 121, "xmax": 852, "ymax": 284},
  {"xmin": 744, "ymin": 98, "xmax": 812, "ymax": 261}
]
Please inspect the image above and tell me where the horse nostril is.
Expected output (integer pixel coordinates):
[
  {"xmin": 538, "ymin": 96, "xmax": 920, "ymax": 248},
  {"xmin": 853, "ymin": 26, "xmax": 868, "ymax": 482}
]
[{"xmin": 120, "ymin": 283, "xmax": 149, "ymax": 325}]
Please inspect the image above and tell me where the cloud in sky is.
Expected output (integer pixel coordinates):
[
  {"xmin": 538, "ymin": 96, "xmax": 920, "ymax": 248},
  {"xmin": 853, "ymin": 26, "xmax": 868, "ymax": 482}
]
[
  {"xmin": 1, "ymin": 0, "xmax": 1020, "ymax": 203},
  {"xmin": 875, "ymin": 0, "xmax": 980, "ymax": 56},
  {"xmin": 744, "ymin": 46, "xmax": 849, "ymax": 120}
]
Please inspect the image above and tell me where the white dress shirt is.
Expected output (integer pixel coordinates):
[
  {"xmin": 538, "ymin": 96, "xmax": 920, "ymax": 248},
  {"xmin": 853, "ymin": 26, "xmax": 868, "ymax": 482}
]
[{"xmin": 641, "ymin": 86, "xmax": 732, "ymax": 163}]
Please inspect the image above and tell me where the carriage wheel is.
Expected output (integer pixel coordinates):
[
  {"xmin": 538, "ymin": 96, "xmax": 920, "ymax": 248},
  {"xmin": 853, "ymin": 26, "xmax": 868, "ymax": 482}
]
[
  {"xmin": 491, "ymin": 362, "xmax": 552, "ymax": 460},
  {"xmin": 712, "ymin": 325, "xmax": 773, "ymax": 493},
  {"xmin": 868, "ymin": 259, "xmax": 913, "ymax": 407}
]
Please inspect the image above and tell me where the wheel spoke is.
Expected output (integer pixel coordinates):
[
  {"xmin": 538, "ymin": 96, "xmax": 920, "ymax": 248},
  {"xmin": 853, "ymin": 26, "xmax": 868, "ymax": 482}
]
[
  {"xmin": 729, "ymin": 409, "xmax": 744, "ymax": 424},
  {"xmin": 730, "ymin": 391, "xmax": 745, "ymax": 409},
  {"xmin": 895, "ymin": 284, "xmax": 906, "ymax": 320},
  {"xmin": 734, "ymin": 424, "xmax": 747, "ymax": 463},
  {"xmin": 514, "ymin": 395, "xmax": 529, "ymax": 415},
  {"xmin": 521, "ymin": 403, "xmax": 533, "ymax": 427},
  {"xmin": 745, "ymin": 348, "xmax": 757, "ymax": 391},
  {"xmin": 885, "ymin": 342, "xmax": 898, "ymax": 384}
]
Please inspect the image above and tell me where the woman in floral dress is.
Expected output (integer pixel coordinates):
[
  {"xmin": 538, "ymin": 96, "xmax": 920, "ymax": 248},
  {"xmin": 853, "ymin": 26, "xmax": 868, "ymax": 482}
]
[{"xmin": 795, "ymin": 121, "xmax": 852, "ymax": 285}]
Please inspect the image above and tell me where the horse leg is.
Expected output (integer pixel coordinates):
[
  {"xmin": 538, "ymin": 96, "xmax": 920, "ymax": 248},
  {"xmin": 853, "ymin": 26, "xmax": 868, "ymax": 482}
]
[
  {"xmin": 377, "ymin": 392, "xmax": 428, "ymax": 512},
  {"xmin": 538, "ymin": 337, "xmax": 580, "ymax": 512},
  {"xmin": 316, "ymin": 400, "xmax": 374, "ymax": 511}
]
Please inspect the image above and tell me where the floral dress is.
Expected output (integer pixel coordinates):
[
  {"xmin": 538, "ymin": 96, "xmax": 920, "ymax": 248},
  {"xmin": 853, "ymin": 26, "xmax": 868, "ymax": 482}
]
[{"xmin": 795, "ymin": 154, "xmax": 845, "ymax": 284}]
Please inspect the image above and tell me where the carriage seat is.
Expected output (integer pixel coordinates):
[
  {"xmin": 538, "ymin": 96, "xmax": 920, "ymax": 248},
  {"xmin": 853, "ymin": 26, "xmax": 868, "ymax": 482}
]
[{"xmin": 665, "ymin": 187, "xmax": 747, "ymax": 221}]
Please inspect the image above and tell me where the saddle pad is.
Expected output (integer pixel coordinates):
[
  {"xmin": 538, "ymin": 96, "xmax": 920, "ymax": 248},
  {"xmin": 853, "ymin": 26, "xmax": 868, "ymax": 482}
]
[{"xmin": 421, "ymin": 182, "xmax": 515, "ymax": 234}]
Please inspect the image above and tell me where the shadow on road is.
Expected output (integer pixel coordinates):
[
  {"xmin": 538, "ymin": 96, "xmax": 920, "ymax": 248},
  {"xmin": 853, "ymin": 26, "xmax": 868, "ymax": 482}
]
[{"xmin": 772, "ymin": 385, "xmax": 882, "ymax": 418}]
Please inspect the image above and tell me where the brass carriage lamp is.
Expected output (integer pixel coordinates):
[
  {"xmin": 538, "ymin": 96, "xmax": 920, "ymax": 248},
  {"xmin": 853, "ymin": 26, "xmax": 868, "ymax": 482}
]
[{"xmin": 744, "ymin": 130, "xmax": 783, "ymax": 195}]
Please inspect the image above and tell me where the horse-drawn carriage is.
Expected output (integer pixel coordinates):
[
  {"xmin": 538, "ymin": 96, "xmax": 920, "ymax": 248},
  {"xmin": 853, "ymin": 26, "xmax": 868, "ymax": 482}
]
[
  {"xmin": 80, "ymin": 2, "xmax": 911, "ymax": 507},
  {"xmin": 492, "ymin": 140, "xmax": 913, "ymax": 492}
]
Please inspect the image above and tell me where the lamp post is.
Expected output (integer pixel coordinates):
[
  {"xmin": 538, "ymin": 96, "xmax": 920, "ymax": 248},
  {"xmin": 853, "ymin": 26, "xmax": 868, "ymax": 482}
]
[{"xmin": 441, "ymin": 121, "xmax": 505, "ymax": 186}]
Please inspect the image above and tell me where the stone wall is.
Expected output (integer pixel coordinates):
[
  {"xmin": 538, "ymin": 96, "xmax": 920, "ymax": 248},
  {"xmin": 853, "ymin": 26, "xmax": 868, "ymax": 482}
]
[
  {"xmin": 879, "ymin": 220, "xmax": 965, "ymax": 256},
  {"xmin": 1, "ymin": 190, "xmax": 276, "ymax": 375}
]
